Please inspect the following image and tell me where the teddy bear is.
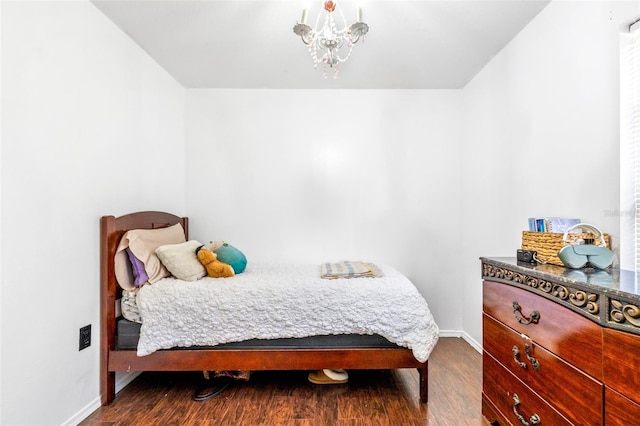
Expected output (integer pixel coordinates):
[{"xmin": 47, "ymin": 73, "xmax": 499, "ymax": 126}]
[{"xmin": 195, "ymin": 245, "xmax": 235, "ymax": 278}]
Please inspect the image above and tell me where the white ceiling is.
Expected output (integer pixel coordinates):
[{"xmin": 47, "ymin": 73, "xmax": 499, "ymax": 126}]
[{"xmin": 91, "ymin": 0, "xmax": 550, "ymax": 89}]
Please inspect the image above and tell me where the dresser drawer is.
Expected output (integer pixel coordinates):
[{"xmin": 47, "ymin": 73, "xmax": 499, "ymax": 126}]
[
  {"xmin": 603, "ymin": 328, "xmax": 640, "ymax": 404},
  {"xmin": 483, "ymin": 314, "xmax": 602, "ymax": 425},
  {"xmin": 604, "ymin": 386, "xmax": 640, "ymax": 425},
  {"xmin": 483, "ymin": 280, "xmax": 603, "ymax": 379},
  {"xmin": 482, "ymin": 395, "xmax": 510, "ymax": 426},
  {"xmin": 483, "ymin": 352, "xmax": 572, "ymax": 425}
]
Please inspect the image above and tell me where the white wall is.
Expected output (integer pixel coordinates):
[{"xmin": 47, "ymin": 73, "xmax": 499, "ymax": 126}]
[
  {"xmin": 185, "ymin": 89, "xmax": 463, "ymax": 336},
  {"xmin": 461, "ymin": 0, "xmax": 639, "ymax": 345},
  {"xmin": 1, "ymin": 2, "xmax": 186, "ymax": 425}
]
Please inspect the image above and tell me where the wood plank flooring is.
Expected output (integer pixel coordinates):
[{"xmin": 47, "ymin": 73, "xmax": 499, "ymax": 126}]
[{"xmin": 82, "ymin": 337, "xmax": 490, "ymax": 425}]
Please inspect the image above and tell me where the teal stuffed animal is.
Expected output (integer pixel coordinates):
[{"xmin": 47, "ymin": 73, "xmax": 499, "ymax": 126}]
[{"xmin": 210, "ymin": 242, "xmax": 247, "ymax": 274}]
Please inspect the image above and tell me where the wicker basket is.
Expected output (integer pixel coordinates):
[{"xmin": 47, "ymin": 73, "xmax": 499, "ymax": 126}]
[{"xmin": 521, "ymin": 231, "xmax": 611, "ymax": 266}]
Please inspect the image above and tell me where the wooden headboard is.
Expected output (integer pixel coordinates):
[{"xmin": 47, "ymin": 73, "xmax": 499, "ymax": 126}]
[{"xmin": 99, "ymin": 211, "xmax": 188, "ymax": 400}]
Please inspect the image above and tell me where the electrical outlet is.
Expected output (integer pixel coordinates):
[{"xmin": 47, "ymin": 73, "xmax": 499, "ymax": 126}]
[{"xmin": 79, "ymin": 324, "xmax": 91, "ymax": 351}]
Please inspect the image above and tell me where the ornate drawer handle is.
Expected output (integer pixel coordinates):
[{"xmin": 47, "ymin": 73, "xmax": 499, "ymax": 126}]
[
  {"xmin": 512, "ymin": 394, "xmax": 541, "ymax": 426},
  {"xmin": 512, "ymin": 344, "xmax": 541, "ymax": 371},
  {"xmin": 512, "ymin": 345, "xmax": 527, "ymax": 369},
  {"xmin": 513, "ymin": 301, "xmax": 540, "ymax": 325},
  {"xmin": 525, "ymin": 343, "xmax": 540, "ymax": 371}
]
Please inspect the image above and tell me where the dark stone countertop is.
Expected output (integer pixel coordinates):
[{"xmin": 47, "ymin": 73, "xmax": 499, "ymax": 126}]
[{"xmin": 481, "ymin": 257, "xmax": 640, "ymax": 335}]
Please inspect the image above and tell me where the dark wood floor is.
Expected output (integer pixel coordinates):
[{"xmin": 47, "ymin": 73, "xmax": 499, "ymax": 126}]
[{"xmin": 82, "ymin": 337, "xmax": 490, "ymax": 425}]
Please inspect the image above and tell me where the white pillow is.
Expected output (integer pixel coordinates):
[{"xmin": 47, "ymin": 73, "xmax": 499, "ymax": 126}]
[{"xmin": 155, "ymin": 240, "xmax": 207, "ymax": 281}]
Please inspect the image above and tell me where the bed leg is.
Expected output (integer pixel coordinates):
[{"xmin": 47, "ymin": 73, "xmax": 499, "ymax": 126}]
[
  {"xmin": 418, "ymin": 362, "xmax": 428, "ymax": 403},
  {"xmin": 101, "ymin": 370, "xmax": 116, "ymax": 406}
]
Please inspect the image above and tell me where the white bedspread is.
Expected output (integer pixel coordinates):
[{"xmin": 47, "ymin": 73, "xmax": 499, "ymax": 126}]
[{"xmin": 137, "ymin": 262, "xmax": 439, "ymax": 362}]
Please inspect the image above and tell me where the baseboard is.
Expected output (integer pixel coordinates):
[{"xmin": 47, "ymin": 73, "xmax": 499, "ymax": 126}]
[
  {"xmin": 62, "ymin": 371, "xmax": 140, "ymax": 426},
  {"xmin": 115, "ymin": 370, "xmax": 142, "ymax": 393},
  {"xmin": 62, "ymin": 395, "xmax": 101, "ymax": 426},
  {"xmin": 460, "ymin": 331, "xmax": 482, "ymax": 353},
  {"xmin": 438, "ymin": 329, "xmax": 482, "ymax": 353}
]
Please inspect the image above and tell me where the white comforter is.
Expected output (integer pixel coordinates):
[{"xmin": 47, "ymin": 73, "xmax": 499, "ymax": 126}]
[{"xmin": 137, "ymin": 262, "xmax": 439, "ymax": 362}]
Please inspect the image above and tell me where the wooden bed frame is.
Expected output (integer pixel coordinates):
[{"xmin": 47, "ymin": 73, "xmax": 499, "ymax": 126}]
[{"xmin": 100, "ymin": 211, "xmax": 429, "ymax": 405}]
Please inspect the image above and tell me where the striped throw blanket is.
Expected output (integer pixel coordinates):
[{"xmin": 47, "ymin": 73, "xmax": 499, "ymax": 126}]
[{"xmin": 320, "ymin": 261, "xmax": 384, "ymax": 279}]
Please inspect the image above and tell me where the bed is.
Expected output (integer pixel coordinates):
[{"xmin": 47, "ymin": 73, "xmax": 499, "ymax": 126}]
[{"xmin": 100, "ymin": 210, "xmax": 438, "ymax": 405}]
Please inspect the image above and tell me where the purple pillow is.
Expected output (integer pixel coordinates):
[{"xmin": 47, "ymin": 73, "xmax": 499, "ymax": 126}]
[{"xmin": 126, "ymin": 247, "xmax": 149, "ymax": 287}]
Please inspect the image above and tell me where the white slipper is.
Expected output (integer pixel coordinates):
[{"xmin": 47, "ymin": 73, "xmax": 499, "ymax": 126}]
[{"xmin": 308, "ymin": 369, "xmax": 349, "ymax": 384}]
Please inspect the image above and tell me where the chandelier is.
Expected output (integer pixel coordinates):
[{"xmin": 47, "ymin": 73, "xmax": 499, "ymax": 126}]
[{"xmin": 293, "ymin": 1, "xmax": 369, "ymax": 78}]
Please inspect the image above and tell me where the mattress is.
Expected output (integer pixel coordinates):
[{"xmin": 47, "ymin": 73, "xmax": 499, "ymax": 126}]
[{"xmin": 116, "ymin": 318, "xmax": 399, "ymax": 350}]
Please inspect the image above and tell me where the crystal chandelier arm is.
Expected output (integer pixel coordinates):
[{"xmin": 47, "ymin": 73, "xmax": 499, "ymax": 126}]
[
  {"xmin": 348, "ymin": 22, "xmax": 368, "ymax": 44},
  {"xmin": 293, "ymin": 23, "xmax": 314, "ymax": 45}
]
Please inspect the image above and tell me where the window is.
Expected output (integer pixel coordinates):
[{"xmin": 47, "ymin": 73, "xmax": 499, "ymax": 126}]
[{"xmin": 621, "ymin": 23, "xmax": 640, "ymax": 271}]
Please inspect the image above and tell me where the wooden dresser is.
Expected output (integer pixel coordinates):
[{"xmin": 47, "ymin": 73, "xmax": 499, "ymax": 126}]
[{"xmin": 481, "ymin": 257, "xmax": 640, "ymax": 425}]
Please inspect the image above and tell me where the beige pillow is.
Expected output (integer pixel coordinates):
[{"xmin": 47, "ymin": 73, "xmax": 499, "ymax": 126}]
[
  {"xmin": 155, "ymin": 240, "xmax": 206, "ymax": 281},
  {"xmin": 115, "ymin": 223, "xmax": 186, "ymax": 290}
]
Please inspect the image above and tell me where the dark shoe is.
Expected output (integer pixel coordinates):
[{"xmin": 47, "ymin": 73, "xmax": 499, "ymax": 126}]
[{"xmin": 193, "ymin": 376, "xmax": 231, "ymax": 401}]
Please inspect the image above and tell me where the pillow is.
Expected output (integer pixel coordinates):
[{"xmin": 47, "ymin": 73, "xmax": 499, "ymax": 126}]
[
  {"xmin": 213, "ymin": 242, "xmax": 247, "ymax": 274},
  {"xmin": 126, "ymin": 248, "xmax": 149, "ymax": 287},
  {"xmin": 121, "ymin": 288, "xmax": 142, "ymax": 323},
  {"xmin": 115, "ymin": 223, "xmax": 186, "ymax": 290},
  {"xmin": 155, "ymin": 240, "xmax": 207, "ymax": 281}
]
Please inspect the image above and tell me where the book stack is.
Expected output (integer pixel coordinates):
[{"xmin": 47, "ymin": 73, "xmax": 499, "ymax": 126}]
[{"xmin": 527, "ymin": 217, "xmax": 581, "ymax": 233}]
